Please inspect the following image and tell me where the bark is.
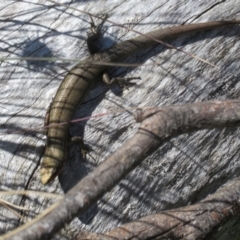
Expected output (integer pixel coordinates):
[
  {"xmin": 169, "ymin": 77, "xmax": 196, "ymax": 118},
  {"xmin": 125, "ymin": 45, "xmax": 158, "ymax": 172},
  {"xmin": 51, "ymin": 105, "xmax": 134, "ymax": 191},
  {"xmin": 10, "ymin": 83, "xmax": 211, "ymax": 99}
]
[
  {"xmin": 77, "ymin": 177, "xmax": 240, "ymax": 240},
  {"xmin": 2, "ymin": 100, "xmax": 240, "ymax": 239}
]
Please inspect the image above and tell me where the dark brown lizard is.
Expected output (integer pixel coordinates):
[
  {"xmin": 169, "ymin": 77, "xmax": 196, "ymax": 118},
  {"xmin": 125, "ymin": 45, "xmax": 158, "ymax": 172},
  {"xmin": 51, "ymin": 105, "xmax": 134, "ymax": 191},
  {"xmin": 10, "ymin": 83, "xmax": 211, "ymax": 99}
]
[{"xmin": 41, "ymin": 19, "xmax": 240, "ymax": 184}]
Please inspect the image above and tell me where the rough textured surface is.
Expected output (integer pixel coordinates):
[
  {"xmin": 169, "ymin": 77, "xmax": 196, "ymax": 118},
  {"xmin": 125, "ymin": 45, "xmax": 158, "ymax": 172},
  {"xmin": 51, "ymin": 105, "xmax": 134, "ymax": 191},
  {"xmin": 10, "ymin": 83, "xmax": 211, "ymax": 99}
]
[{"xmin": 0, "ymin": 0, "xmax": 240, "ymax": 239}]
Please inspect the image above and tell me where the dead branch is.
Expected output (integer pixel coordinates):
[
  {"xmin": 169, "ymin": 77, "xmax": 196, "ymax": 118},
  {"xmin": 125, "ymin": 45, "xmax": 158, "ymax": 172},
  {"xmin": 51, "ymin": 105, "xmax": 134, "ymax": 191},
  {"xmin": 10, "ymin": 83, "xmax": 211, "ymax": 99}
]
[
  {"xmin": 77, "ymin": 176, "xmax": 240, "ymax": 240},
  {"xmin": 2, "ymin": 99, "xmax": 240, "ymax": 240}
]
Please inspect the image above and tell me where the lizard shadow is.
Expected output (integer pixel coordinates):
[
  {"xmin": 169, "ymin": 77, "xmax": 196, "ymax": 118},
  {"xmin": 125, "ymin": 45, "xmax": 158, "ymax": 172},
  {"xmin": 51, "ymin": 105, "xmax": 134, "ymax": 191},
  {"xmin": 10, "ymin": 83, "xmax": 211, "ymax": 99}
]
[{"xmin": 58, "ymin": 24, "xmax": 240, "ymax": 224}]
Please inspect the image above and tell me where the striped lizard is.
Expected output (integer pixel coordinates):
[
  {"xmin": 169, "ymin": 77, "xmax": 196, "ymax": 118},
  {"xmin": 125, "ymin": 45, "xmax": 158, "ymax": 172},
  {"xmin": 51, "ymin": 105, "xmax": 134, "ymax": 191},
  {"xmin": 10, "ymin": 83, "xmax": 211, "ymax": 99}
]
[{"xmin": 41, "ymin": 19, "xmax": 240, "ymax": 184}]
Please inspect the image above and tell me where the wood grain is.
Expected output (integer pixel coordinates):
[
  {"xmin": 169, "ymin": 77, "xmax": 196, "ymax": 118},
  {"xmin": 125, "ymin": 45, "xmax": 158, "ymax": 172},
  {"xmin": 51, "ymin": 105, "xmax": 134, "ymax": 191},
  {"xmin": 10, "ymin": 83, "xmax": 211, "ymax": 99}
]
[{"xmin": 0, "ymin": 0, "xmax": 240, "ymax": 239}]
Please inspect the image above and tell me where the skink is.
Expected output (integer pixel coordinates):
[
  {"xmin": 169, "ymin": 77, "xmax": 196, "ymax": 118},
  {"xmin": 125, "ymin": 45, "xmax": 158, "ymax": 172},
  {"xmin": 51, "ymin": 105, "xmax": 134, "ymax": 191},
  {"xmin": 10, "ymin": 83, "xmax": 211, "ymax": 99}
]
[{"xmin": 41, "ymin": 20, "xmax": 240, "ymax": 184}]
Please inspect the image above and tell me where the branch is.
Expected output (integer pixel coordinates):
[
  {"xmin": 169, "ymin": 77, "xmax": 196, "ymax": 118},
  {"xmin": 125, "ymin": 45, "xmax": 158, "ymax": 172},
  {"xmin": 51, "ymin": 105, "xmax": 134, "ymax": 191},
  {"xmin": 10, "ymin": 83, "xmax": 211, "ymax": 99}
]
[
  {"xmin": 77, "ymin": 176, "xmax": 240, "ymax": 240},
  {"xmin": 2, "ymin": 99, "xmax": 240, "ymax": 240}
]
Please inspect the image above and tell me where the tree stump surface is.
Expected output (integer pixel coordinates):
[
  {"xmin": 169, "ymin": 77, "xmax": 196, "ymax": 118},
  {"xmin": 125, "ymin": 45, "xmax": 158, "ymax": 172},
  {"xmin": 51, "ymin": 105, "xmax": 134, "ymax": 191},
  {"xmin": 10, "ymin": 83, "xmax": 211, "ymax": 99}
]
[{"xmin": 0, "ymin": 0, "xmax": 240, "ymax": 239}]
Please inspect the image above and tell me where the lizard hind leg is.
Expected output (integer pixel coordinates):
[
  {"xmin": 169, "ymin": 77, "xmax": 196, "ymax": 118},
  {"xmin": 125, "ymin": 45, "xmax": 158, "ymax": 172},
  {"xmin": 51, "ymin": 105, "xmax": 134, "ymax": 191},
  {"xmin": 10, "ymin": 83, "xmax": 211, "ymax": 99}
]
[
  {"xmin": 87, "ymin": 14, "xmax": 108, "ymax": 54},
  {"xmin": 87, "ymin": 14, "xmax": 140, "ymax": 89},
  {"xmin": 102, "ymin": 73, "xmax": 141, "ymax": 89}
]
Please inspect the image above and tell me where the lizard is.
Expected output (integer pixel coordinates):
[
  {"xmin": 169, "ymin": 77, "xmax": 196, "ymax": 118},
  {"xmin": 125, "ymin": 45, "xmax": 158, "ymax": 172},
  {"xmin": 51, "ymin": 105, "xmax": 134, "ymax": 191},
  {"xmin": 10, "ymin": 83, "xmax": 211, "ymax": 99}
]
[{"xmin": 40, "ymin": 19, "xmax": 240, "ymax": 185}]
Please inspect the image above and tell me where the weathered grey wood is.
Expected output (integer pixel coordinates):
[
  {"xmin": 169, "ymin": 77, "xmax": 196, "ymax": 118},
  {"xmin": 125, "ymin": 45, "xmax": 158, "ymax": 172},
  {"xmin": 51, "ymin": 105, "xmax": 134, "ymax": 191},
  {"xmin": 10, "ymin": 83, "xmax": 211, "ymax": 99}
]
[{"xmin": 0, "ymin": 0, "xmax": 240, "ymax": 239}]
